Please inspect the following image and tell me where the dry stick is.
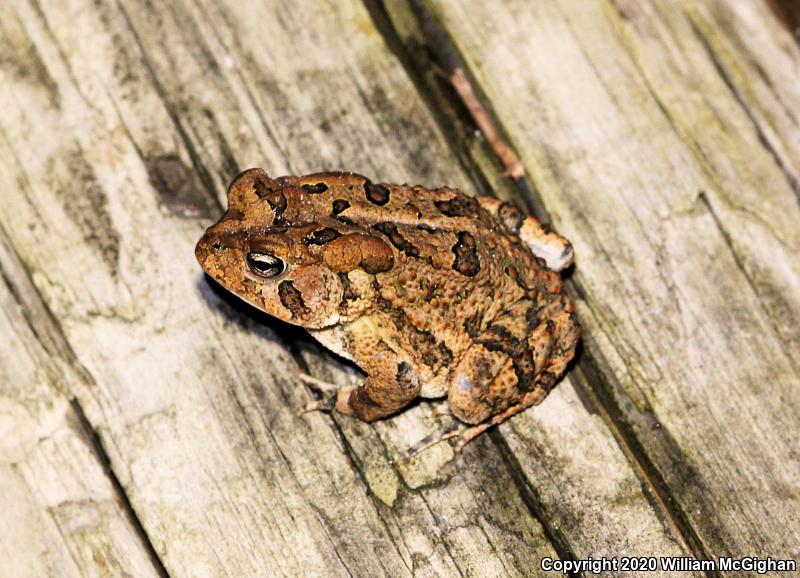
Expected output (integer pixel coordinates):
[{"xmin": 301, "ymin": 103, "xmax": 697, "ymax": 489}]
[
  {"xmin": 450, "ymin": 67, "xmax": 525, "ymax": 180},
  {"xmin": 404, "ymin": 0, "xmax": 524, "ymax": 179}
]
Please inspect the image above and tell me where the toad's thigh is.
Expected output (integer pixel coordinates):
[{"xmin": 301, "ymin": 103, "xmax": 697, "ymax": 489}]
[
  {"xmin": 448, "ymin": 339, "xmax": 534, "ymax": 424},
  {"xmin": 447, "ymin": 307, "xmax": 559, "ymax": 424}
]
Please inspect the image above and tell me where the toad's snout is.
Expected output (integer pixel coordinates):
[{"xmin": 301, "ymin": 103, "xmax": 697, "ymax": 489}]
[{"xmin": 195, "ymin": 231, "xmax": 220, "ymax": 268}]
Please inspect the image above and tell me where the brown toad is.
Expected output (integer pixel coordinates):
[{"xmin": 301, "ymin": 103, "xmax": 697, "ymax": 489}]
[{"xmin": 196, "ymin": 169, "xmax": 580, "ymax": 454}]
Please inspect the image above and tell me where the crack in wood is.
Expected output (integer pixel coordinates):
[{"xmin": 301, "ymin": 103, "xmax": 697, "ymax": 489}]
[
  {"xmin": 568, "ymin": 356, "xmax": 719, "ymax": 578},
  {"xmin": 403, "ymin": 0, "xmax": 524, "ymax": 179},
  {"xmin": 684, "ymin": 10, "xmax": 800, "ymax": 205},
  {"xmin": 69, "ymin": 399, "xmax": 172, "ymax": 578},
  {"xmin": 0, "ymin": 224, "xmax": 172, "ymax": 578},
  {"xmin": 599, "ymin": 1, "xmax": 799, "ymax": 364},
  {"xmin": 696, "ymin": 192, "xmax": 800, "ymax": 376},
  {"xmin": 489, "ymin": 432, "xmax": 580, "ymax": 578},
  {"xmin": 114, "ymin": 0, "xmax": 223, "ymax": 211},
  {"xmin": 360, "ymin": 0, "xmax": 504, "ymax": 197}
]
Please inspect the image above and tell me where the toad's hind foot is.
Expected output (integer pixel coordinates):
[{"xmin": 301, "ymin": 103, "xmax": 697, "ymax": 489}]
[
  {"xmin": 454, "ymin": 386, "xmax": 550, "ymax": 452},
  {"xmin": 402, "ymin": 420, "xmax": 467, "ymax": 461},
  {"xmin": 402, "ymin": 386, "xmax": 550, "ymax": 458}
]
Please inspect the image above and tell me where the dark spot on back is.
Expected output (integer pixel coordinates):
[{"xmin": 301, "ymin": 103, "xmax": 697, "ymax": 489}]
[
  {"xmin": 372, "ymin": 222, "xmax": 420, "ymax": 258},
  {"xmin": 452, "ymin": 231, "xmax": 480, "ymax": 276},
  {"xmin": 417, "ymin": 223, "xmax": 438, "ymax": 233},
  {"xmin": 538, "ymin": 371, "xmax": 557, "ymax": 392},
  {"xmin": 396, "ymin": 361, "xmax": 419, "ymax": 393},
  {"xmin": 478, "ymin": 325, "xmax": 538, "ymax": 392},
  {"xmin": 526, "ymin": 305, "xmax": 543, "ymax": 329},
  {"xmin": 254, "ymin": 177, "xmax": 274, "ymax": 200},
  {"xmin": 498, "ymin": 201, "xmax": 524, "ymax": 233},
  {"xmin": 364, "ymin": 180, "xmax": 391, "ymax": 205},
  {"xmin": 254, "ymin": 178, "xmax": 287, "ymax": 222},
  {"xmin": 505, "ymin": 265, "xmax": 530, "ymax": 291},
  {"xmin": 405, "ymin": 202, "xmax": 423, "ymax": 218},
  {"xmin": 472, "ymin": 353, "xmax": 495, "ymax": 384},
  {"xmin": 302, "ymin": 182, "xmax": 328, "ymax": 194},
  {"xmin": 332, "ymin": 198, "xmax": 350, "ymax": 215},
  {"xmin": 304, "ymin": 227, "xmax": 341, "ymax": 245},
  {"xmin": 420, "ymin": 336, "xmax": 453, "ymax": 371},
  {"xmin": 278, "ymin": 280, "xmax": 308, "ymax": 318},
  {"xmin": 339, "ymin": 272, "xmax": 359, "ymax": 302},
  {"xmin": 435, "ymin": 195, "xmax": 478, "ymax": 217},
  {"xmin": 464, "ymin": 311, "xmax": 483, "ymax": 339},
  {"xmin": 436, "ymin": 342, "xmax": 454, "ymax": 367},
  {"xmin": 378, "ymin": 298, "xmax": 453, "ymax": 372}
]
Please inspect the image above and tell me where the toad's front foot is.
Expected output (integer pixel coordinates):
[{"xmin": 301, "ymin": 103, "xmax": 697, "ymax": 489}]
[
  {"xmin": 297, "ymin": 374, "xmax": 363, "ymax": 417},
  {"xmin": 298, "ymin": 394, "xmax": 337, "ymax": 415},
  {"xmin": 297, "ymin": 373, "xmax": 341, "ymax": 415},
  {"xmin": 298, "ymin": 372, "xmax": 341, "ymax": 393}
]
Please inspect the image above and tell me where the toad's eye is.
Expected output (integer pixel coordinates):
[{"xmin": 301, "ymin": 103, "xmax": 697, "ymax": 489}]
[{"xmin": 246, "ymin": 252, "xmax": 285, "ymax": 278}]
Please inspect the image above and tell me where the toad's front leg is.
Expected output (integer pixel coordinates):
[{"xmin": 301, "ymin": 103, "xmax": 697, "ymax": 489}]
[{"xmin": 300, "ymin": 339, "xmax": 421, "ymax": 422}]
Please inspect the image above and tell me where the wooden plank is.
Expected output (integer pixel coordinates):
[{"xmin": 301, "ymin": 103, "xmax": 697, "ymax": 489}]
[
  {"xmin": 620, "ymin": 0, "xmax": 800, "ymax": 359},
  {"xmin": 0, "ymin": 0, "xmax": 713, "ymax": 576},
  {"xmin": 423, "ymin": 0, "xmax": 800, "ymax": 566},
  {"xmin": 0, "ymin": 233, "xmax": 163, "ymax": 578},
  {"xmin": 695, "ymin": 0, "xmax": 800, "ymax": 355}
]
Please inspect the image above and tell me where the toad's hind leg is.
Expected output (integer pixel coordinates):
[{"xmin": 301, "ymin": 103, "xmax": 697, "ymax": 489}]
[
  {"xmin": 301, "ymin": 339, "xmax": 422, "ymax": 422},
  {"xmin": 476, "ymin": 196, "xmax": 573, "ymax": 271},
  {"xmin": 448, "ymin": 302, "xmax": 580, "ymax": 450}
]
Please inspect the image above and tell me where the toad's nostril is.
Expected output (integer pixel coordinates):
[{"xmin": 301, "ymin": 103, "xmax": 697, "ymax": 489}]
[{"xmin": 212, "ymin": 241, "xmax": 221, "ymax": 250}]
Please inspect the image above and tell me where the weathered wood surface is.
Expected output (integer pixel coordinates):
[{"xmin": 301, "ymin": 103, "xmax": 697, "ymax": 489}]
[
  {"xmin": 414, "ymin": 0, "xmax": 800, "ymax": 563},
  {"xmin": 0, "ymin": 1, "xmax": 796, "ymax": 577}
]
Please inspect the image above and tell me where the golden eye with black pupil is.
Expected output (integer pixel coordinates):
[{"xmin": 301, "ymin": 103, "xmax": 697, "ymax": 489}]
[{"xmin": 247, "ymin": 252, "xmax": 285, "ymax": 278}]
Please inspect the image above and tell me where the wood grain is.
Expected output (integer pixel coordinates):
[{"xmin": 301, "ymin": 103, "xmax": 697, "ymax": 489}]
[
  {"xmin": 0, "ymin": 0, "xmax": 796, "ymax": 575},
  {"xmin": 0, "ymin": 232, "xmax": 164, "ymax": 578}
]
